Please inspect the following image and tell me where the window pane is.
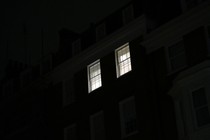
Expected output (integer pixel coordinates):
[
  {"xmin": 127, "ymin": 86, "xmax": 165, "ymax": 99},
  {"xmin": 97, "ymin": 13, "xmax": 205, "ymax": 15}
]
[
  {"xmin": 168, "ymin": 41, "xmax": 186, "ymax": 71},
  {"xmin": 120, "ymin": 96, "xmax": 138, "ymax": 137},
  {"xmin": 168, "ymin": 42, "xmax": 185, "ymax": 58},
  {"xmin": 64, "ymin": 124, "xmax": 76, "ymax": 140},
  {"xmin": 88, "ymin": 60, "xmax": 102, "ymax": 92},
  {"xmin": 170, "ymin": 53, "xmax": 186, "ymax": 70},
  {"xmin": 191, "ymin": 87, "xmax": 210, "ymax": 127},
  {"xmin": 116, "ymin": 44, "xmax": 132, "ymax": 77},
  {"xmin": 125, "ymin": 118, "xmax": 137, "ymax": 134},
  {"xmin": 196, "ymin": 107, "xmax": 210, "ymax": 127},
  {"xmin": 90, "ymin": 111, "xmax": 105, "ymax": 140},
  {"xmin": 192, "ymin": 88, "xmax": 207, "ymax": 108}
]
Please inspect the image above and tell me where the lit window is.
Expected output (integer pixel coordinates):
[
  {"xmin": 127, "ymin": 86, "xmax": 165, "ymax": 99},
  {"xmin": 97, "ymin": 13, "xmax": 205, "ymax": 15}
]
[
  {"xmin": 115, "ymin": 43, "xmax": 132, "ymax": 78},
  {"xmin": 88, "ymin": 60, "xmax": 102, "ymax": 93}
]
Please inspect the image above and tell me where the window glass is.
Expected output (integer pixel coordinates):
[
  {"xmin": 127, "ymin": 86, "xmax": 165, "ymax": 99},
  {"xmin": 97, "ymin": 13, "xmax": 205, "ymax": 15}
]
[
  {"xmin": 119, "ymin": 96, "xmax": 138, "ymax": 138},
  {"xmin": 88, "ymin": 60, "xmax": 102, "ymax": 92},
  {"xmin": 115, "ymin": 43, "xmax": 132, "ymax": 77},
  {"xmin": 64, "ymin": 124, "xmax": 77, "ymax": 140},
  {"xmin": 90, "ymin": 111, "xmax": 105, "ymax": 140},
  {"xmin": 168, "ymin": 41, "xmax": 187, "ymax": 71},
  {"xmin": 192, "ymin": 87, "xmax": 210, "ymax": 127}
]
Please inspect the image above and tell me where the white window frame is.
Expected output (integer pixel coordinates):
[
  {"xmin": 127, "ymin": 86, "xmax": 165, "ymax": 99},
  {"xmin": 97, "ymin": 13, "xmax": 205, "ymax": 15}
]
[
  {"xmin": 115, "ymin": 43, "xmax": 132, "ymax": 78},
  {"xmin": 119, "ymin": 96, "xmax": 138, "ymax": 138},
  {"xmin": 87, "ymin": 60, "xmax": 102, "ymax": 93},
  {"xmin": 90, "ymin": 111, "xmax": 105, "ymax": 140}
]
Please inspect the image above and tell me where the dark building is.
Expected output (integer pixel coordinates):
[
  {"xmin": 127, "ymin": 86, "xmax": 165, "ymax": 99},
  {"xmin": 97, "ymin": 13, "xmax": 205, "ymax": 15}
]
[{"xmin": 1, "ymin": 0, "xmax": 210, "ymax": 140}]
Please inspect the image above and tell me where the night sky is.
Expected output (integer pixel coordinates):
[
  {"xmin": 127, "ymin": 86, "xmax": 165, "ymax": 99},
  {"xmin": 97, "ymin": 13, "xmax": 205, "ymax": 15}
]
[{"xmin": 0, "ymin": 0, "xmax": 131, "ymax": 80}]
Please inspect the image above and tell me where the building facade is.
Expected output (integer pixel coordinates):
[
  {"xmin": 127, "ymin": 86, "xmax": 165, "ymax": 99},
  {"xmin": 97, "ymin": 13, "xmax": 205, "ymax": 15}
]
[{"xmin": 1, "ymin": 0, "xmax": 210, "ymax": 140}]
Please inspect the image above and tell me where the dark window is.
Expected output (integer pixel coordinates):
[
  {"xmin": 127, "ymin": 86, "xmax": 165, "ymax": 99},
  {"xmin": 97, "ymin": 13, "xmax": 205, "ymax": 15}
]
[
  {"xmin": 168, "ymin": 41, "xmax": 187, "ymax": 71},
  {"xmin": 185, "ymin": 0, "xmax": 197, "ymax": 9},
  {"xmin": 192, "ymin": 88, "xmax": 207, "ymax": 108},
  {"xmin": 119, "ymin": 96, "xmax": 138, "ymax": 138},
  {"xmin": 90, "ymin": 111, "xmax": 105, "ymax": 140},
  {"xmin": 192, "ymin": 87, "xmax": 210, "ymax": 127},
  {"xmin": 125, "ymin": 118, "xmax": 137, "ymax": 134},
  {"xmin": 195, "ymin": 107, "xmax": 210, "ymax": 127},
  {"xmin": 64, "ymin": 124, "xmax": 77, "ymax": 140}
]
